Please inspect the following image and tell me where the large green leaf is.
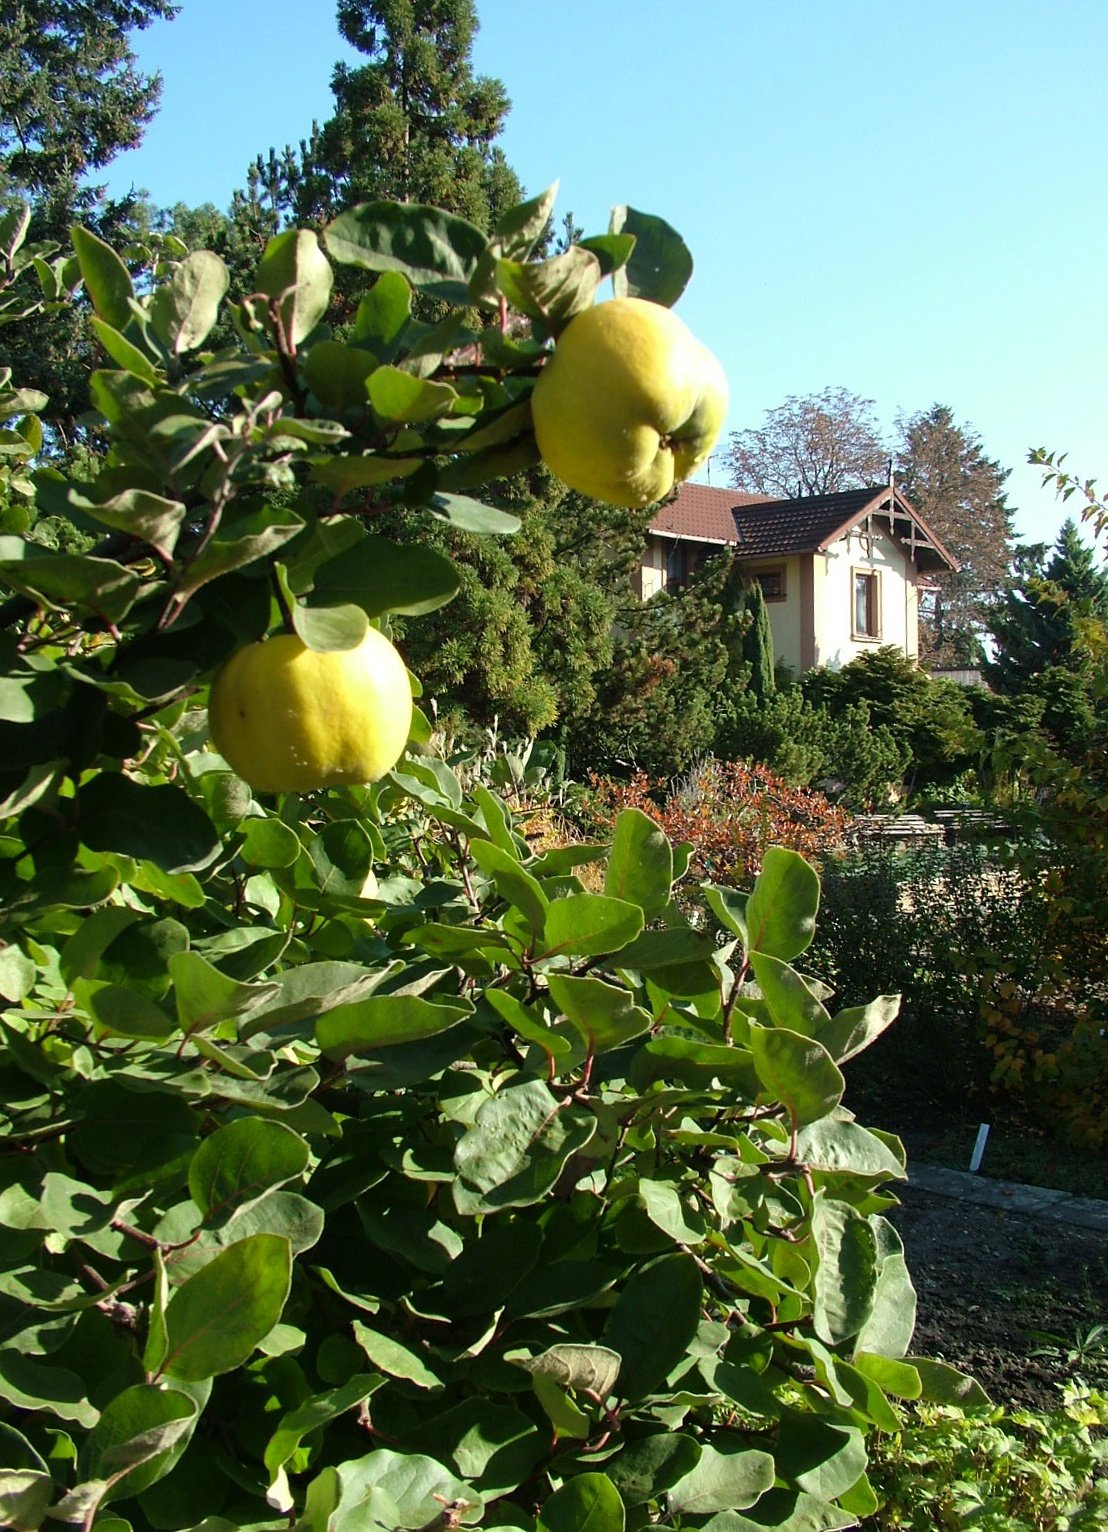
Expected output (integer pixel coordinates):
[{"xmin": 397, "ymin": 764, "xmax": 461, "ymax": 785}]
[
  {"xmin": 795, "ymin": 1120, "xmax": 907, "ymax": 1182},
  {"xmin": 78, "ymin": 776, "xmax": 221, "ymax": 875},
  {"xmin": 605, "ymin": 1434, "xmax": 702, "ymax": 1507},
  {"xmin": 609, "ymin": 206, "xmax": 693, "ymax": 307},
  {"xmin": 188, "ymin": 1118, "xmax": 309, "ymax": 1226},
  {"xmin": 602, "ymin": 1251, "xmax": 702, "ymax": 1401},
  {"xmin": 255, "ymin": 229, "xmax": 333, "ymax": 346},
  {"xmin": 810, "ymin": 1193, "xmax": 879, "ymax": 1345},
  {"xmin": 774, "ymin": 1418, "xmax": 867, "ymax": 1503},
  {"xmin": 605, "ymin": 807, "xmax": 672, "ymax": 919},
  {"xmin": 160, "ymin": 1233, "xmax": 292, "ymax": 1381},
  {"xmin": 312, "ymin": 534, "xmax": 460, "ymax": 617},
  {"xmin": 0, "ymin": 537, "xmax": 144, "ymax": 623},
  {"xmin": 852, "ymin": 1219, "xmax": 917, "ymax": 1361},
  {"xmin": 745, "ymin": 847, "xmax": 821, "ymax": 960},
  {"xmin": 454, "ymin": 1078, "xmax": 595, "ymax": 1210},
  {"xmin": 537, "ymin": 1473, "xmax": 625, "ymax": 1532},
  {"xmin": 150, "ymin": 251, "xmax": 230, "ymax": 354},
  {"xmin": 495, "ymin": 246, "xmax": 601, "ymax": 329},
  {"xmin": 747, "ymin": 1024, "xmax": 844, "ymax": 1128},
  {"xmin": 537, "ymin": 893, "xmax": 643, "ymax": 960},
  {"xmin": 546, "ymin": 974, "xmax": 651, "ymax": 1053},
  {"xmin": 817, "ymin": 996, "xmax": 901, "ymax": 1065},
  {"xmin": 667, "ymin": 1441, "xmax": 776, "ymax": 1516},
  {"xmin": 168, "ymin": 950, "xmax": 279, "ymax": 1035},
  {"xmin": 316, "ymin": 993, "xmax": 472, "ymax": 1058},
  {"xmin": 748, "ymin": 952, "xmax": 831, "ymax": 1036},
  {"xmin": 325, "ymin": 201, "xmax": 490, "ymax": 303},
  {"xmin": 80, "ymin": 1383, "xmax": 197, "ymax": 1501},
  {"xmin": 407, "ymin": 1398, "xmax": 546, "ymax": 1497},
  {"xmin": 264, "ymin": 1374, "xmax": 384, "ymax": 1502},
  {"xmin": 71, "ymin": 225, "xmax": 135, "ymax": 329}
]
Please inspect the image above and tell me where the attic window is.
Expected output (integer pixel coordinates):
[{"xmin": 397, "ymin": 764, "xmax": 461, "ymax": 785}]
[
  {"xmin": 853, "ymin": 569, "xmax": 881, "ymax": 639},
  {"xmin": 754, "ymin": 567, "xmax": 786, "ymax": 603}
]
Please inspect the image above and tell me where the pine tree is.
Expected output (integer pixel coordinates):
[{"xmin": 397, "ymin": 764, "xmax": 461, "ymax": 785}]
[
  {"xmin": 985, "ymin": 519, "xmax": 1108, "ymax": 693},
  {"xmin": 0, "ymin": 0, "xmax": 177, "ymax": 222},
  {"xmin": 895, "ymin": 404, "xmax": 1014, "ymax": 667},
  {"xmin": 741, "ymin": 576, "xmax": 776, "ymax": 699}
]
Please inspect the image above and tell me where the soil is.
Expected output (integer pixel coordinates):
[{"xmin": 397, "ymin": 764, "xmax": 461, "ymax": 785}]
[{"xmin": 888, "ymin": 1181, "xmax": 1108, "ymax": 1413}]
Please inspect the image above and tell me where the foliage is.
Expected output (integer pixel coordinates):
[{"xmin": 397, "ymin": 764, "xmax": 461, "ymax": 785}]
[
  {"xmin": 864, "ymin": 1385, "xmax": 1108, "ymax": 1529},
  {"xmin": 806, "ymin": 842, "xmax": 1050, "ymax": 1109},
  {"xmin": 0, "ymin": 0, "xmax": 177, "ymax": 213},
  {"xmin": 0, "ymin": 195, "xmax": 974, "ymax": 1532},
  {"xmin": 894, "ymin": 403, "xmax": 1014, "ymax": 668},
  {"xmin": 984, "ymin": 519, "xmax": 1108, "ymax": 697},
  {"xmin": 714, "ymin": 688, "xmax": 908, "ymax": 810},
  {"xmin": 725, "ymin": 386, "xmax": 887, "ymax": 499},
  {"xmin": 801, "ymin": 647, "xmax": 981, "ymax": 791},
  {"xmin": 589, "ymin": 758, "xmax": 850, "ymax": 889}
]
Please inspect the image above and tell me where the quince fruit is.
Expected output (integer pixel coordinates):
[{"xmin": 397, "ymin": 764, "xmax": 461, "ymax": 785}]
[
  {"xmin": 209, "ymin": 628, "xmax": 412, "ymax": 793},
  {"xmin": 531, "ymin": 296, "xmax": 728, "ymax": 507}
]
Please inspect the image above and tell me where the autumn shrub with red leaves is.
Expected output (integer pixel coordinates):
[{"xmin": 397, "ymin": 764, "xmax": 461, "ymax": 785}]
[{"xmin": 588, "ymin": 757, "xmax": 851, "ymax": 888}]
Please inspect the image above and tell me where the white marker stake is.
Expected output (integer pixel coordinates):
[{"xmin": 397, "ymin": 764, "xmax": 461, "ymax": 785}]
[{"xmin": 969, "ymin": 1123, "xmax": 990, "ymax": 1174}]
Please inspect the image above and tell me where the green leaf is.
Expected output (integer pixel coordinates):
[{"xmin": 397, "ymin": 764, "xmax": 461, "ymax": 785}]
[
  {"xmin": 325, "ymin": 201, "xmax": 490, "ymax": 303},
  {"xmin": 407, "ymin": 1398, "xmax": 545, "ymax": 1495},
  {"xmin": 82, "ymin": 983, "xmax": 175, "ymax": 1041},
  {"xmin": 316, "ymin": 993, "xmax": 472, "ymax": 1058},
  {"xmin": 0, "ymin": 1470, "xmax": 52, "ymax": 1532},
  {"xmin": 0, "ymin": 538, "xmax": 143, "ymax": 623},
  {"xmin": 189, "ymin": 1118, "xmax": 309, "ymax": 1227},
  {"xmin": 774, "ymin": 1418, "xmax": 867, "ymax": 1503},
  {"xmin": 174, "ymin": 505, "xmax": 304, "ymax": 600},
  {"xmin": 454, "ymin": 1078, "xmax": 595, "ymax": 1209},
  {"xmin": 747, "ymin": 1024, "xmax": 844, "ymax": 1127},
  {"xmin": 609, "ymin": 206, "xmax": 693, "ymax": 306},
  {"xmin": 853, "ymin": 1219, "xmax": 917, "ymax": 1360},
  {"xmin": 66, "ymin": 484, "xmax": 187, "ymax": 560},
  {"xmin": 311, "ymin": 453, "xmax": 423, "ymax": 499},
  {"xmin": 78, "ymin": 776, "xmax": 221, "ymax": 875},
  {"xmin": 537, "ymin": 1474, "xmax": 625, "ymax": 1532},
  {"xmin": 0, "ymin": 945, "xmax": 35, "ymax": 1002},
  {"xmin": 546, "ymin": 974, "xmax": 651, "ymax": 1052},
  {"xmin": 484, "ymin": 988, "xmax": 575, "ymax": 1062},
  {"xmin": 160, "ymin": 1233, "xmax": 292, "ymax": 1381},
  {"xmin": 667, "ymin": 1442, "xmax": 776, "ymax": 1516},
  {"xmin": 795, "ymin": 1120, "xmax": 907, "ymax": 1182},
  {"xmin": 748, "ymin": 952, "xmax": 831, "ymax": 1037},
  {"xmin": 150, "ymin": 251, "xmax": 230, "ymax": 354},
  {"xmin": 810, "ymin": 1193, "xmax": 879, "ymax": 1345},
  {"xmin": 0, "ymin": 1352, "xmax": 97, "ymax": 1426},
  {"xmin": 367, "ymin": 365, "xmax": 457, "ymax": 423},
  {"xmin": 852, "ymin": 1352, "xmax": 921, "ymax": 1400},
  {"xmin": 495, "ymin": 247, "xmax": 602, "ymax": 329},
  {"xmin": 256, "ymin": 230, "xmax": 333, "ymax": 347},
  {"xmin": 908, "ymin": 1357, "xmax": 991, "ymax": 1407},
  {"xmin": 514, "ymin": 1343, "xmax": 621, "ymax": 1398},
  {"xmin": 0, "ymin": 204, "xmax": 31, "ymax": 264},
  {"xmin": 703, "ymin": 884, "xmax": 748, "ymax": 942},
  {"xmin": 605, "ymin": 1434, "xmax": 702, "ymax": 1507},
  {"xmin": 636, "ymin": 1180, "xmax": 706, "ymax": 1246},
  {"xmin": 263, "ymin": 1373, "xmax": 383, "ymax": 1487},
  {"xmin": 530, "ymin": 1373, "xmax": 590, "ymax": 1439},
  {"xmin": 427, "ymin": 492, "xmax": 521, "ymax": 535},
  {"xmin": 292, "ymin": 601, "xmax": 368, "ymax": 653},
  {"xmin": 169, "ymin": 950, "xmax": 279, "ymax": 1035},
  {"xmin": 71, "ymin": 225, "xmax": 135, "ymax": 329},
  {"xmin": 351, "ymin": 1321, "xmax": 440, "ymax": 1388},
  {"xmin": 605, "ymin": 807, "xmax": 672, "ymax": 919},
  {"xmin": 90, "ymin": 317, "xmax": 161, "ymax": 383},
  {"xmin": 602, "ymin": 1252, "xmax": 702, "ymax": 1401},
  {"xmin": 538, "ymin": 893, "xmax": 643, "ymax": 959},
  {"xmin": 745, "ymin": 847, "xmax": 820, "ymax": 960},
  {"xmin": 336, "ymin": 1448, "xmax": 482, "ymax": 1530},
  {"xmin": 241, "ymin": 817, "xmax": 301, "ymax": 869},
  {"xmin": 81, "ymin": 1383, "xmax": 197, "ymax": 1501},
  {"xmin": 817, "ymin": 996, "xmax": 901, "ymax": 1065},
  {"xmin": 491, "ymin": 181, "xmax": 560, "ymax": 263},
  {"xmin": 351, "ymin": 270, "xmax": 412, "ymax": 349},
  {"xmin": 312, "ymin": 534, "xmax": 460, "ymax": 617},
  {"xmin": 470, "ymin": 839, "xmax": 548, "ymax": 936},
  {"xmin": 302, "ymin": 339, "xmax": 378, "ymax": 413}
]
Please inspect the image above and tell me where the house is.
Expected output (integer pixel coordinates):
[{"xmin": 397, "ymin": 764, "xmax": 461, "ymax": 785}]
[{"xmin": 638, "ymin": 481, "xmax": 959, "ymax": 674}]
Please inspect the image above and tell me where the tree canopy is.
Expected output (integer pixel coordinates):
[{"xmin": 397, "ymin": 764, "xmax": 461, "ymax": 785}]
[
  {"xmin": 895, "ymin": 403, "xmax": 1014, "ymax": 666},
  {"xmin": 725, "ymin": 386, "xmax": 887, "ymax": 498}
]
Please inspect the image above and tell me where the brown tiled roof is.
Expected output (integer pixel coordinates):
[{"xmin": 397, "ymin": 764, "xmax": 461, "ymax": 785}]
[{"xmin": 651, "ymin": 483, "xmax": 958, "ymax": 572}]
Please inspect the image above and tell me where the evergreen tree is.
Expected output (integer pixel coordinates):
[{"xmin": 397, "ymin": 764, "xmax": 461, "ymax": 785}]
[
  {"xmin": 741, "ymin": 576, "xmax": 776, "ymax": 699},
  {"xmin": 895, "ymin": 404, "xmax": 1014, "ymax": 666},
  {"xmin": 0, "ymin": 0, "xmax": 177, "ymax": 222},
  {"xmin": 985, "ymin": 520, "xmax": 1108, "ymax": 690}
]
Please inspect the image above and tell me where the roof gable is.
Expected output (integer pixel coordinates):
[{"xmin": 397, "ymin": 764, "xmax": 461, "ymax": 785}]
[{"xmin": 649, "ymin": 482, "xmax": 958, "ymax": 572}]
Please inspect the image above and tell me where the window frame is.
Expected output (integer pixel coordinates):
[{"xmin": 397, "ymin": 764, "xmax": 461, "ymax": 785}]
[
  {"xmin": 753, "ymin": 565, "xmax": 787, "ymax": 603},
  {"xmin": 851, "ymin": 567, "xmax": 882, "ymax": 640}
]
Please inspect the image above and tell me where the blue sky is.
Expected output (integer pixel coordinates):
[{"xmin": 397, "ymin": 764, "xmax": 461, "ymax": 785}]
[{"xmin": 102, "ymin": 0, "xmax": 1108, "ymax": 546}]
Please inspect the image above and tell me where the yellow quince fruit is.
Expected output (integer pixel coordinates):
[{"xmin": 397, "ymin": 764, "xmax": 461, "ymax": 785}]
[
  {"xmin": 531, "ymin": 296, "xmax": 729, "ymax": 507},
  {"xmin": 209, "ymin": 628, "xmax": 412, "ymax": 794}
]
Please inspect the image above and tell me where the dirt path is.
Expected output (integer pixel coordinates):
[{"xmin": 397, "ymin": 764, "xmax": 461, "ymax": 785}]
[{"xmin": 889, "ymin": 1182, "xmax": 1108, "ymax": 1411}]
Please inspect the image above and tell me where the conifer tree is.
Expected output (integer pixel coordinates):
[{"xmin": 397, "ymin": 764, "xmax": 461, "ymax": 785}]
[{"xmin": 984, "ymin": 519, "xmax": 1108, "ymax": 693}]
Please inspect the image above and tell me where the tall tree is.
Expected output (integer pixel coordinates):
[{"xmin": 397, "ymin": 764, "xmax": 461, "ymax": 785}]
[
  {"xmin": 241, "ymin": 0, "xmax": 521, "ymax": 237},
  {"xmin": 0, "ymin": 0, "xmax": 177, "ymax": 222},
  {"xmin": 895, "ymin": 404, "xmax": 1014, "ymax": 666},
  {"xmin": 725, "ymin": 386, "xmax": 887, "ymax": 499},
  {"xmin": 985, "ymin": 519, "xmax": 1108, "ymax": 695}
]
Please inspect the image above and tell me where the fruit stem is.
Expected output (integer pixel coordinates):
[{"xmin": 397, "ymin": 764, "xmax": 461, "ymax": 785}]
[{"xmin": 272, "ymin": 566, "xmax": 296, "ymax": 634}]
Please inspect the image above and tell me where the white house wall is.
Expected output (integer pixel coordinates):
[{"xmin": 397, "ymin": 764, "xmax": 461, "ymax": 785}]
[{"xmin": 816, "ymin": 529, "xmax": 917, "ymax": 668}]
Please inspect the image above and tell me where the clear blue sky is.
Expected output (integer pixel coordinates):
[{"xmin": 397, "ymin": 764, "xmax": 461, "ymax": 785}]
[{"xmin": 102, "ymin": 0, "xmax": 1108, "ymax": 547}]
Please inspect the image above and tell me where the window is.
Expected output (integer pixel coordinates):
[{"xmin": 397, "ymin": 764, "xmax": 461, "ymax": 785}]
[
  {"xmin": 754, "ymin": 566, "xmax": 786, "ymax": 602},
  {"xmin": 666, "ymin": 542, "xmax": 692, "ymax": 590},
  {"xmin": 853, "ymin": 570, "xmax": 881, "ymax": 638}
]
